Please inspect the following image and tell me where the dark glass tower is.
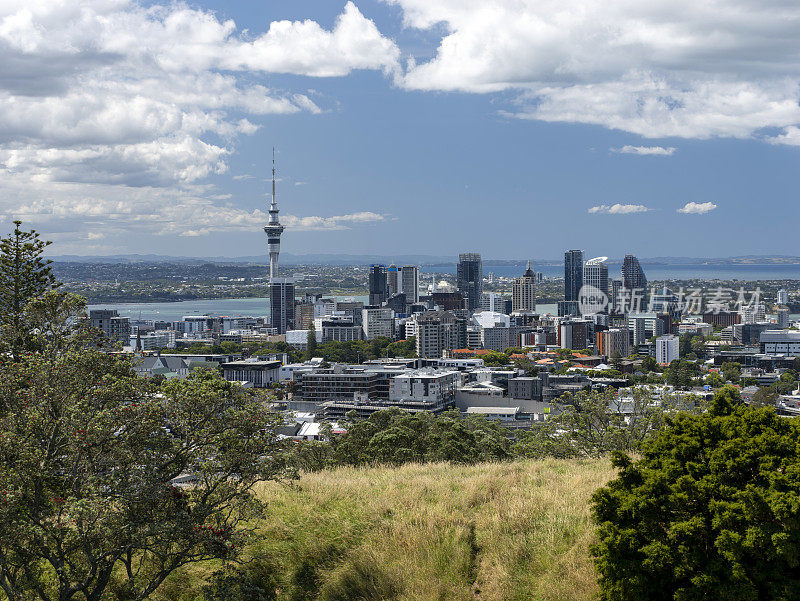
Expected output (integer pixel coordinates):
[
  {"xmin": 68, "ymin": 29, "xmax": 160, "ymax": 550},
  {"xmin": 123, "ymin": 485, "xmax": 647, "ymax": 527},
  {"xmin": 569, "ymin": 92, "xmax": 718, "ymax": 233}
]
[
  {"xmin": 564, "ymin": 250, "xmax": 584, "ymax": 301},
  {"xmin": 622, "ymin": 254, "xmax": 647, "ymax": 290},
  {"xmin": 457, "ymin": 253, "xmax": 483, "ymax": 312},
  {"xmin": 368, "ymin": 264, "xmax": 388, "ymax": 306}
]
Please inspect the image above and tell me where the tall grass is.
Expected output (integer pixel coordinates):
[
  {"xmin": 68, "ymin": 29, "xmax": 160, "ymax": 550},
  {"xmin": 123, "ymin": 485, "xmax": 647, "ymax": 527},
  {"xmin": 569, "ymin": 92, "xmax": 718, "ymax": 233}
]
[{"xmin": 155, "ymin": 458, "xmax": 614, "ymax": 601}]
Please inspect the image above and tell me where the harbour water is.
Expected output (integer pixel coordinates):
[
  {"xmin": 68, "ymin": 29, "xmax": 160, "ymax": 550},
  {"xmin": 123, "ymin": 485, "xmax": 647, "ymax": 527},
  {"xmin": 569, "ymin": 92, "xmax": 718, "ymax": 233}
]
[
  {"xmin": 422, "ymin": 263, "xmax": 800, "ymax": 281},
  {"xmin": 88, "ymin": 295, "xmax": 369, "ymax": 322},
  {"xmin": 87, "ymin": 261, "xmax": 800, "ymax": 323}
]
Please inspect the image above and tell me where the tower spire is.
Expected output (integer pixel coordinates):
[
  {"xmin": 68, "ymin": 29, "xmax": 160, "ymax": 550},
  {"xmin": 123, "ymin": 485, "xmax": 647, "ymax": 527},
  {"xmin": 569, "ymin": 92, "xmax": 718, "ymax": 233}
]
[{"xmin": 271, "ymin": 147, "xmax": 276, "ymax": 210}]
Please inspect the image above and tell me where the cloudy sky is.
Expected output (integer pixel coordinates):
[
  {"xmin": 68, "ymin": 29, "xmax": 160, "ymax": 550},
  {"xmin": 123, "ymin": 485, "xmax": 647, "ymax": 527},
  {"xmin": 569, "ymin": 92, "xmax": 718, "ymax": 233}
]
[{"xmin": 1, "ymin": 0, "xmax": 798, "ymax": 258}]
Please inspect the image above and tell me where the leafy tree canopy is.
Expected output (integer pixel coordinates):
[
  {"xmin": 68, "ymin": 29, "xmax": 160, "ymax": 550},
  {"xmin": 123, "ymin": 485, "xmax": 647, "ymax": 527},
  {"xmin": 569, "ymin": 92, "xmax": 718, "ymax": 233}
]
[
  {"xmin": 323, "ymin": 409, "xmax": 511, "ymax": 467},
  {"xmin": 0, "ymin": 220, "xmax": 59, "ymax": 358},
  {"xmin": 0, "ymin": 292, "xmax": 291, "ymax": 601},
  {"xmin": 592, "ymin": 386, "xmax": 800, "ymax": 600}
]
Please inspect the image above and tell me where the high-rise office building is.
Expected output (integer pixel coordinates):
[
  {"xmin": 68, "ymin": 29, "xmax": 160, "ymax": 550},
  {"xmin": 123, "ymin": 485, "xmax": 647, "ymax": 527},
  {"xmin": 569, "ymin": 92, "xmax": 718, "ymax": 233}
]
[
  {"xmin": 583, "ymin": 257, "xmax": 609, "ymax": 298},
  {"xmin": 387, "ymin": 264, "xmax": 399, "ymax": 297},
  {"xmin": 270, "ymin": 280, "xmax": 295, "ymax": 334},
  {"xmin": 457, "ymin": 253, "xmax": 483, "ymax": 312},
  {"xmin": 777, "ymin": 306, "xmax": 790, "ymax": 329},
  {"xmin": 399, "ymin": 265, "xmax": 420, "ymax": 303},
  {"xmin": 564, "ymin": 250, "xmax": 584, "ymax": 302},
  {"xmin": 559, "ymin": 319, "xmax": 589, "ymax": 350},
  {"xmin": 481, "ymin": 292, "xmax": 509, "ymax": 314},
  {"xmin": 90, "ymin": 309, "xmax": 131, "ymax": 344},
  {"xmin": 622, "ymin": 254, "xmax": 647, "ymax": 291},
  {"xmin": 610, "ymin": 279, "xmax": 623, "ymax": 312},
  {"xmin": 415, "ymin": 311, "xmax": 467, "ymax": 358},
  {"xmin": 777, "ymin": 289, "xmax": 789, "ymax": 305},
  {"xmin": 368, "ymin": 264, "xmax": 388, "ymax": 306},
  {"xmin": 265, "ymin": 150, "xmax": 295, "ymax": 334},
  {"xmin": 512, "ymin": 260, "xmax": 537, "ymax": 313}
]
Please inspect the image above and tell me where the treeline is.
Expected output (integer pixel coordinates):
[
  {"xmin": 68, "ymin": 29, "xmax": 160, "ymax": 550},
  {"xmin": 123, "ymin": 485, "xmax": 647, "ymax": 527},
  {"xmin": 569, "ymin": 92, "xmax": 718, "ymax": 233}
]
[
  {"xmin": 162, "ymin": 337, "xmax": 418, "ymax": 365},
  {"xmin": 288, "ymin": 387, "xmax": 707, "ymax": 472},
  {"xmin": 291, "ymin": 409, "xmax": 513, "ymax": 470}
]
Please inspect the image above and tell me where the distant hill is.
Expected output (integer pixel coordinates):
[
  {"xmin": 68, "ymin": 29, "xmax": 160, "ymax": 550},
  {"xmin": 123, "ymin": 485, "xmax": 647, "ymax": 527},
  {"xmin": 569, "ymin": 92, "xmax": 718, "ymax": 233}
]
[
  {"xmin": 48, "ymin": 253, "xmax": 457, "ymax": 265},
  {"xmin": 48, "ymin": 253, "xmax": 800, "ymax": 266}
]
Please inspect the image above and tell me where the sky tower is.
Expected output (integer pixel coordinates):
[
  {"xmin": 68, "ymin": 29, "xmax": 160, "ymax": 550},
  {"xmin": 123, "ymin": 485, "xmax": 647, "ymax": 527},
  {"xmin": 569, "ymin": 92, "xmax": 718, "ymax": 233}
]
[{"xmin": 264, "ymin": 148, "xmax": 285, "ymax": 280}]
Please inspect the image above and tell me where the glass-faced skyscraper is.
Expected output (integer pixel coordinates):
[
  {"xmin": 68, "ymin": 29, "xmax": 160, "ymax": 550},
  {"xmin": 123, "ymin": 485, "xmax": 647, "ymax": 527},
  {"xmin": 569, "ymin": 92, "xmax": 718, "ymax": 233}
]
[
  {"xmin": 368, "ymin": 264, "xmax": 388, "ymax": 306},
  {"xmin": 564, "ymin": 250, "xmax": 584, "ymax": 302},
  {"xmin": 583, "ymin": 257, "xmax": 609, "ymax": 297},
  {"xmin": 399, "ymin": 265, "xmax": 419, "ymax": 304},
  {"xmin": 622, "ymin": 254, "xmax": 647, "ymax": 290},
  {"xmin": 457, "ymin": 253, "xmax": 483, "ymax": 312}
]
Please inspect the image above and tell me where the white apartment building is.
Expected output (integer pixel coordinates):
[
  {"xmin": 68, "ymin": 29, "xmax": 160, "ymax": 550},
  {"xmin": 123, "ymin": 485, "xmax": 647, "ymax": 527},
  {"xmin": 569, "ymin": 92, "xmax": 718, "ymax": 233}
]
[
  {"xmin": 655, "ymin": 334, "xmax": 680, "ymax": 365},
  {"xmin": 389, "ymin": 369, "xmax": 460, "ymax": 403}
]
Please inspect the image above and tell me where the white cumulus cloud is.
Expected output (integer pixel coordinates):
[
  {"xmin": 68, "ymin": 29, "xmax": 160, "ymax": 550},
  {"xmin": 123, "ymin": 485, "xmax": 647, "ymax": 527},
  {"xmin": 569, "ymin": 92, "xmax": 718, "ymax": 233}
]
[
  {"xmin": 677, "ymin": 201, "xmax": 717, "ymax": 214},
  {"xmin": 388, "ymin": 0, "xmax": 800, "ymax": 142},
  {"xmin": 589, "ymin": 204, "xmax": 652, "ymax": 214},
  {"xmin": 611, "ymin": 145, "xmax": 676, "ymax": 156},
  {"xmin": 0, "ymin": 1, "xmax": 398, "ymax": 244}
]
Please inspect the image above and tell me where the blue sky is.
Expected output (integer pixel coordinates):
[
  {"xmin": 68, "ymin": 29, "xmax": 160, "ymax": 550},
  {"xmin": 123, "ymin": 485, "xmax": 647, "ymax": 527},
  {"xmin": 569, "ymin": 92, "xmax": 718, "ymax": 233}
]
[{"xmin": 1, "ymin": 0, "xmax": 799, "ymax": 259}]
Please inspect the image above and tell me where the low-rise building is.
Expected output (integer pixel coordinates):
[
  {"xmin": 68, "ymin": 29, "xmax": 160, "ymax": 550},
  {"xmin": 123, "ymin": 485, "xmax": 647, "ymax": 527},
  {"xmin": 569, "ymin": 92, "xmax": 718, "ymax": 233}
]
[
  {"xmin": 466, "ymin": 406, "xmax": 519, "ymax": 421},
  {"xmin": 222, "ymin": 360, "xmax": 282, "ymax": 388},
  {"xmin": 389, "ymin": 369, "xmax": 460, "ymax": 404},
  {"xmin": 133, "ymin": 356, "xmax": 189, "ymax": 379},
  {"xmin": 760, "ymin": 330, "xmax": 800, "ymax": 356}
]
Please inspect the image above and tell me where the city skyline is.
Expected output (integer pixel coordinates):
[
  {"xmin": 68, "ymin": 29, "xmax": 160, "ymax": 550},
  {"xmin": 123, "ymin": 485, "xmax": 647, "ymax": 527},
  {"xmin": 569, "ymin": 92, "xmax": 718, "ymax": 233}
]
[{"xmin": 1, "ymin": 0, "xmax": 799, "ymax": 258}]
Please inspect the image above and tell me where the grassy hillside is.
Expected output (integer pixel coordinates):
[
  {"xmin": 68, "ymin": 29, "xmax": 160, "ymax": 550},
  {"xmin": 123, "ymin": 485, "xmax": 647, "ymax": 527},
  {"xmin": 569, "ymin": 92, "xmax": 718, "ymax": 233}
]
[{"xmin": 157, "ymin": 458, "xmax": 615, "ymax": 601}]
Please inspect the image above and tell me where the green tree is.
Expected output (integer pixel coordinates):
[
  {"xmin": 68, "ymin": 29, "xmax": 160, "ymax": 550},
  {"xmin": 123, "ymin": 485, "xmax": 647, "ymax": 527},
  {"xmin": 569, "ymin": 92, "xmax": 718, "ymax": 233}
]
[
  {"xmin": 0, "ymin": 292, "xmax": 291, "ymax": 601},
  {"xmin": 306, "ymin": 321, "xmax": 318, "ymax": 358},
  {"xmin": 678, "ymin": 333, "xmax": 694, "ymax": 357},
  {"xmin": 705, "ymin": 371, "xmax": 724, "ymax": 388},
  {"xmin": 327, "ymin": 409, "xmax": 511, "ymax": 467},
  {"xmin": 386, "ymin": 337, "xmax": 417, "ymax": 358},
  {"xmin": 482, "ymin": 351, "xmax": 511, "ymax": 366},
  {"xmin": 592, "ymin": 386, "xmax": 800, "ymax": 600},
  {"xmin": 776, "ymin": 370, "xmax": 798, "ymax": 395},
  {"xmin": 514, "ymin": 356, "xmax": 539, "ymax": 376},
  {"xmin": 690, "ymin": 335, "xmax": 707, "ymax": 358},
  {"xmin": 721, "ymin": 361, "xmax": 742, "ymax": 384},
  {"xmin": 663, "ymin": 359, "xmax": 700, "ymax": 389},
  {"xmin": 515, "ymin": 388, "xmax": 701, "ymax": 459},
  {"xmin": 639, "ymin": 355, "xmax": 658, "ymax": 373},
  {"xmin": 0, "ymin": 220, "xmax": 59, "ymax": 358},
  {"xmin": 751, "ymin": 385, "xmax": 779, "ymax": 406}
]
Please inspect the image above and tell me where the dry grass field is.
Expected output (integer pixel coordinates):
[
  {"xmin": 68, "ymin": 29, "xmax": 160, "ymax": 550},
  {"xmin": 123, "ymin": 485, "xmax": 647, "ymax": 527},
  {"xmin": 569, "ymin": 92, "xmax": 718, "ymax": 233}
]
[{"xmin": 156, "ymin": 458, "xmax": 616, "ymax": 601}]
